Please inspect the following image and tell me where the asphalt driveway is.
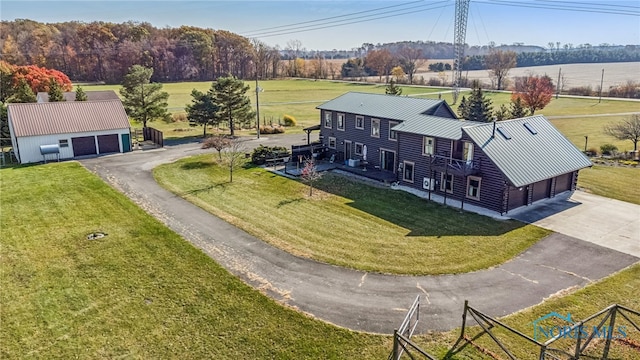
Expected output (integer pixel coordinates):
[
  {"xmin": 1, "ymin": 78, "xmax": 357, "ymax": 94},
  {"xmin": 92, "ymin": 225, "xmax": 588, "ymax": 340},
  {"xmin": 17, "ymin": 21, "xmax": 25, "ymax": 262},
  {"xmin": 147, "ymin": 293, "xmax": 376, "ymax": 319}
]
[{"xmin": 80, "ymin": 136, "xmax": 639, "ymax": 334}]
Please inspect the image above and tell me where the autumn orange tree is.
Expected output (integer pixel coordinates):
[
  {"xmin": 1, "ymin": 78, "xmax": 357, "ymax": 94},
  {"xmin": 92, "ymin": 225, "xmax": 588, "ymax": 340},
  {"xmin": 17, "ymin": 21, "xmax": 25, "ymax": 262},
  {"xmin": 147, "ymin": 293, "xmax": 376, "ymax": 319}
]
[{"xmin": 512, "ymin": 75, "xmax": 554, "ymax": 114}]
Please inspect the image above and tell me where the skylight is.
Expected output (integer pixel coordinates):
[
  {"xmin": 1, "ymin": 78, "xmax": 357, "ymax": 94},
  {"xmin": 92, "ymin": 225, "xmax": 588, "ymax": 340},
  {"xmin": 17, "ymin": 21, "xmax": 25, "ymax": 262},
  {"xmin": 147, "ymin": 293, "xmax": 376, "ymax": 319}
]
[
  {"xmin": 497, "ymin": 127, "xmax": 512, "ymax": 140},
  {"xmin": 523, "ymin": 122, "xmax": 537, "ymax": 135}
]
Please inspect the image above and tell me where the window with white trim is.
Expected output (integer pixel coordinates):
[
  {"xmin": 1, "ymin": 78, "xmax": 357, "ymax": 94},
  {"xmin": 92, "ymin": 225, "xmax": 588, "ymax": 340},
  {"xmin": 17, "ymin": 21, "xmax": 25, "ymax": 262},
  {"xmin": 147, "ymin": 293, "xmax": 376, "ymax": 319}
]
[
  {"xmin": 59, "ymin": 139, "xmax": 69, "ymax": 148},
  {"xmin": 463, "ymin": 141, "xmax": 474, "ymax": 162},
  {"xmin": 423, "ymin": 137, "xmax": 434, "ymax": 155},
  {"xmin": 440, "ymin": 173, "xmax": 453, "ymax": 193},
  {"xmin": 389, "ymin": 121, "xmax": 399, "ymax": 141},
  {"xmin": 402, "ymin": 161, "xmax": 415, "ymax": 183},
  {"xmin": 355, "ymin": 142, "xmax": 363, "ymax": 155},
  {"xmin": 328, "ymin": 137, "xmax": 336, "ymax": 149},
  {"xmin": 324, "ymin": 111, "xmax": 332, "ymax": 128},
  {"xmin": 371, "ymin": 118, "xmax": 380, "ymax": 138},
  {"xmin": 337, "ymin": 113, "xmax": 345, "ymax": 131},
  {"xmin": 355, "ymin": 115, "xmax": 364, "ymax": 129},
  {"xmin": 467, "ymin": 176, "xmax": 481, "ymax": 200}
]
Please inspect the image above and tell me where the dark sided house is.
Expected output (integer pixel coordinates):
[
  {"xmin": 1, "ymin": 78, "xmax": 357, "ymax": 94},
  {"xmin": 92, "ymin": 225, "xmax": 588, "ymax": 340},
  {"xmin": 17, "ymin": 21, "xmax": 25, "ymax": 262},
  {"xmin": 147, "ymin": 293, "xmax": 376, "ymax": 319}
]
[{"xmin": 317, "ymin": 92, "xmax": 592, "ymax": 214}]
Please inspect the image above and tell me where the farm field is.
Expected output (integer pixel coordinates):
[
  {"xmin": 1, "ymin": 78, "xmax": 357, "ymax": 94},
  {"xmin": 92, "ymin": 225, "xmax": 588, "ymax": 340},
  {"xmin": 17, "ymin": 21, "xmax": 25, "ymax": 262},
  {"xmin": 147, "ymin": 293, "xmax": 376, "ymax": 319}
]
[
  {"xmin": 154, "ymin": 155, "xmax": 549, "ymax": 275},
  {"xmin": 83, "ymin": 78, "xmax": 639, "ymax": 152}
]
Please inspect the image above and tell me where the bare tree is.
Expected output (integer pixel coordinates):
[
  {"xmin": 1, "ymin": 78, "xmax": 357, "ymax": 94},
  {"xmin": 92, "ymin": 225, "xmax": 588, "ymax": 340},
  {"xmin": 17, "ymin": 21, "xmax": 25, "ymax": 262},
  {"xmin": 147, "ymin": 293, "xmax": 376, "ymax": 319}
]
[
  {"xmin": 202, "ymin": 134, "xmax": 231, "ymax": 160},
  {"xmin": 397, "ymin": 46, "xmax": 426, "ymax": 85},
  {"xmin": 300, "ymin": 158, "xmax": 323, "ymax": 197},
  {"xmin": 221, "ymin": 138, "xmax": 246, "ymax": 183},
  {"xmin": 604, "ymin": 114, "xmax": 640, "ymax": 151},
  {"xmin": 485, "ymin": 49, "xmax": 517, "ymax": 90}
]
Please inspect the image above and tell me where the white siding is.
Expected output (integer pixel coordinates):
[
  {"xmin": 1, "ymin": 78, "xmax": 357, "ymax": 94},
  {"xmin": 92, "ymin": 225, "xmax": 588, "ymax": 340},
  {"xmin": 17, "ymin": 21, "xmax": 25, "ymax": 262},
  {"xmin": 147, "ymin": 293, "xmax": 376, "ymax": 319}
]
[{"xmin": 15, "ymin": 128, "xmax": 130, "ymax": 164}]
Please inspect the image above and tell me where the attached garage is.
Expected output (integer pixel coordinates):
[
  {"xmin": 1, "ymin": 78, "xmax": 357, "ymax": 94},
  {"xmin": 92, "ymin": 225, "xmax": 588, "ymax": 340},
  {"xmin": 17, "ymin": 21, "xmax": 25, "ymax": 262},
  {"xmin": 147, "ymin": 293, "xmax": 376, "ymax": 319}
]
[
  {"xmin": 507, "ymin": 186, "xmax": 528, "ymax": 211},
  {"xmin": 531, "ymin": 179, "xmax": 552, "ymax": 203},
  {"xmin": 7, "ymin": 100, "xmax": 131, "ymax": 164},
  {"xmin": 554, "ymin": 172, "xmax": 574, "ymax": 194},
  {"xmin": 72, "ymin": 136, "xmax": 97, "ymax": 156}
]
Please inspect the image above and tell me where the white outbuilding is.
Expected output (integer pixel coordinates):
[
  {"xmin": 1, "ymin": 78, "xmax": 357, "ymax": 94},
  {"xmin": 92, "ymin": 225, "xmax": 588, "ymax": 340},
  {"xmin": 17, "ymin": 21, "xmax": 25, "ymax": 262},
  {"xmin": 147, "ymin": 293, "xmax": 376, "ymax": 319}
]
[{"xmin": 7, "ymin": 99, "xmax": 132, "ymax": 164}]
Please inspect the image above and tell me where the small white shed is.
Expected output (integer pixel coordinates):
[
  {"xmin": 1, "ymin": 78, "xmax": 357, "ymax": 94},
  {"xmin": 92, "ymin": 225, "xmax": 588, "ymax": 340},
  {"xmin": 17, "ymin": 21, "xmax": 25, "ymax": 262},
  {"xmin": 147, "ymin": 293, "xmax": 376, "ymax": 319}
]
[{"xmin": 7, "ymin": 100, "xmax": 132, "ymax": 164}]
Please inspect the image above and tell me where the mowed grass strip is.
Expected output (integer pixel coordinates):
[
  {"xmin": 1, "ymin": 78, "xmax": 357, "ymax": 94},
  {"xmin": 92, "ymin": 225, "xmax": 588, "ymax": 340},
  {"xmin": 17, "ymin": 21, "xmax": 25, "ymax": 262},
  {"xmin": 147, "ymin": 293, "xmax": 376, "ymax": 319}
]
[
  {"xmin": 154, "ymin": 155, "xmax": 549, "ymax": 275},
  {"xmin": 416, "ymin": 263, "xmax": 640, "ymax": 359},
  {"xmin": 0, "ymin": 163, "xmax": 389, "ymax": 359},
  {"xmin": 578, "ymin": 165, "xmax": 640, "ymax": 205}
]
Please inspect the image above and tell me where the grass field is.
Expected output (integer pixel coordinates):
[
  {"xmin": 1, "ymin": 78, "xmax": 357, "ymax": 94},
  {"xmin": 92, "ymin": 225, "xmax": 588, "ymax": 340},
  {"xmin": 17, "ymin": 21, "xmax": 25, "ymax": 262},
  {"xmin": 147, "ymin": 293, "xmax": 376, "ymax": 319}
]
[
  {"xmin": 81, "ymin": 79, "xmax": 638, "ymax": 151},
  {"xmin": 2, "ymin": 162, "xmax": 638, "ymax": 359},
  {"xmin": 578, "ymin": 165, "xmax": 640, "ymax": 204},
  {"xmin": 0, "ymin": 162, "xmax": 390, "ymax": 358},
  {"xmin": 153, "ymin": 155, "xmax": 549, "ymax": 275}
]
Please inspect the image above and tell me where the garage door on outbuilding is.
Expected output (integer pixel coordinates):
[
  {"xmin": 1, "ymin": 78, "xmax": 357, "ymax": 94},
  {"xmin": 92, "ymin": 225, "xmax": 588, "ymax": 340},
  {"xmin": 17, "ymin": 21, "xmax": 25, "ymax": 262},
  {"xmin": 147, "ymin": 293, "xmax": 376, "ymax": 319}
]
[
  {"xmin": 72, "ymin": 136, "xmax": 97, "ymax": 156},
  {"xmin": 97, "ymin": 134, "xmax": 120, "ymax": 154}
]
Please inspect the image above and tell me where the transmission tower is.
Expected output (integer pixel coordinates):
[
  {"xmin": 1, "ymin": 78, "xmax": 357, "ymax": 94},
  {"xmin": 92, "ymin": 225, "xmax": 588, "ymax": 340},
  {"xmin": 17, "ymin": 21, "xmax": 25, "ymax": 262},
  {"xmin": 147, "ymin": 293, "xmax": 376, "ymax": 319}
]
[{"xmin": 452, "ymin": 0, "xmax": 470, "ymax": 104}]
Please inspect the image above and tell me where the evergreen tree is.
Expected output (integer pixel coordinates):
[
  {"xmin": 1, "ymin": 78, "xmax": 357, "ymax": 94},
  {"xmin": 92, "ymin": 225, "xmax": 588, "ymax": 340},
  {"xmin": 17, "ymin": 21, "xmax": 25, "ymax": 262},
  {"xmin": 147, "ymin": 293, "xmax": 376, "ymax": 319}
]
[
  {"xmin": 47, "ymin": 77, "xmax": 65, "ymax": 102},
  {"xmin": 457, "ymin": 85, "xmax": 493, "ymax": 122},
  {"xmin": 186, "ymin": 88, "xmax": 219, "ymax": 137},
  {"xmin": 120, "ymin": 65, "xmax": 170, "ymax": 128},
  {"xmin": 9, "ymin": 78, "xmax": 36, "ymax": 103},
  {"xmin": 457, "ymin": 96, "xmax": 468, "ymax": 119},
  {"xmin": 385, "ymin": 79, "xmax": 402, "ymax": 96},
  {"xmin": 0, "ymin": 103, "xmax": 10, "ymax": 147},
  {"xmin": 509, "ymin": 96, "xmax": 529, "ymax": 119},
  {"xmin": 494, "ymin": 104, "xmax": 510, "ymax": 121},
  {"xmin": 212, "ymin": 75, "xmax": 254, "ymax": 137},
  {"xmin": 75, "ymin": 86, "xmax": 88, "ymax": 101}
]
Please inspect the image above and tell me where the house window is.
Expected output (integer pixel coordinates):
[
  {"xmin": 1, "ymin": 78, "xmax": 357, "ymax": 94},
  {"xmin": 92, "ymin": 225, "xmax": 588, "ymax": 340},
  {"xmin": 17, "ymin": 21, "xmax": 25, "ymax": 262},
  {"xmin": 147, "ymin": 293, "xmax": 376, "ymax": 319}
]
[
  {"xmin": 402, "ymin": 161, "xmax": 414, "ymax": 183},
  {"xmin": 467, "ymin": 176, "xmax": 481, "ymax": 200},
  {"xmin": 423, "ymin": 137, "xmax": 434, "ymax": 155},
  {"xmin": 371, "ymin": 119, "xmax": 380, "ymax": 138},
  {"xmin": 440, "ymin": 173, "xmax": 453, "ymax": 193},
  {"xmin": 355, "ymin": 115, "xmax": 364, "ymax": 129},
  {"xmin": 59, "ymin": 139, "xmax": 69, "ymax": 148},
  {"xmin": 324, "ymin": 111, "xmax": 332, "ymax": 128},
  {"xmin": 355, "ymin": 142, "xmax": 363, "ymax": 156},
  {"xmin": 463, "ymin": 142, "xmax": 474, "ymax": 162},
  {"xmin": 389, "ymin": 121, "xmax": 399, "ymax": 141},
  {"xmin": 337, "ymin": 113, "xmax": 345, "ymax": 131},
  {"xmin": 328, "ymin": 137, "xmax": 336, "ymax": 149}
]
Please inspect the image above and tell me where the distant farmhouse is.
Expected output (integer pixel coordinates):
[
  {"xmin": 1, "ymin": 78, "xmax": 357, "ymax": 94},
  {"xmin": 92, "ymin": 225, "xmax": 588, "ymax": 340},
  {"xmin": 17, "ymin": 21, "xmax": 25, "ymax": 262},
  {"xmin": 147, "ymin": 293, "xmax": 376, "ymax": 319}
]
[
  {"xmin": 317, "ymin": 92, "xmax": 592, "ymax": 214},
  {"xmin": 8, "ymin": 91, "xmax": 131, "ymax": 164}
]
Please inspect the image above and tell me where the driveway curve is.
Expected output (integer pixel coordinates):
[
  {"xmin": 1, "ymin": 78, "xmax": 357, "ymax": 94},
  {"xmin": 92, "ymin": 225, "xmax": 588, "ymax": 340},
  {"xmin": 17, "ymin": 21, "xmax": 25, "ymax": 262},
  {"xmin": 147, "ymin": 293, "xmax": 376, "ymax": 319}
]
[{"xmin": 81, "ymin": 136, "xmax": 638, "ymax": 334}]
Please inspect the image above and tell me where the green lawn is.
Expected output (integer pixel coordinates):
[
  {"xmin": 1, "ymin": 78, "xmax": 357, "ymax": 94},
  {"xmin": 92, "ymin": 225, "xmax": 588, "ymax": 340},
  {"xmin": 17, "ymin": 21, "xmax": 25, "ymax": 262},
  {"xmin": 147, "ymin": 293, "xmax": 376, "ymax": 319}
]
[
  {"xmin": 153, "ymin": 155, "xmax": 549, "ymax": 275},
  {"xmin": 550, "ymin": 115, "xmax": 637, "ymax": 152},
  {"xmin": 419, "ymin": 263, "xmax": 640, "ymax": 359},
  {"xmin": 0, "ymin": 162, "xmax": 389, "ymax": 359},
  {"xmin": 578, "ymin": 165, "xmax": 640, "ymax": 204}
]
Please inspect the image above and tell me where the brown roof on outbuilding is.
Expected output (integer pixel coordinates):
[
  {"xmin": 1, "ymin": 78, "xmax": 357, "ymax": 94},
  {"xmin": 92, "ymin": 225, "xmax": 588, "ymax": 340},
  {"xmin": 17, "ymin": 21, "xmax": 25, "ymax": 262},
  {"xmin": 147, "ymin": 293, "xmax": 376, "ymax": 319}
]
[
  {"xmin": 8, "ymin": 100, "xmax": 130, "ymax": 137},
  {"xmin": 37, "ymin": 90, "xmax": 120, "ymax": 102}
]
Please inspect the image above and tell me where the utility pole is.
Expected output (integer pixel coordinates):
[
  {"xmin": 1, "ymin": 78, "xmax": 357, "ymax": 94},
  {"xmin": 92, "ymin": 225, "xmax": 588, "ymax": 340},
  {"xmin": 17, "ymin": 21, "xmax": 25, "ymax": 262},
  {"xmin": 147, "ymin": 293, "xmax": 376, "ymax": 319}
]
[
  {"xmin": 255, "ymin": 76, "xmax": 261, "ymax": 139},
  {"xmin": 598, "ymin": 68, "xmax": 604, "ymax": 103},
  {"xmin": 556, "ymin": 67, "xmax": 561, "ymax": 99}
]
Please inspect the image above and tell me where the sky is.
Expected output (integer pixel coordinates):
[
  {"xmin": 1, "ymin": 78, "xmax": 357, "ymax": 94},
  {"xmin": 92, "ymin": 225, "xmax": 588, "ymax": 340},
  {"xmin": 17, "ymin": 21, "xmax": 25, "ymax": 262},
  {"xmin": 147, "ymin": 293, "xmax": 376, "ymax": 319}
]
[{"xmin": 1, "ymin": 0, "xmax": 639, "ymax": 50}]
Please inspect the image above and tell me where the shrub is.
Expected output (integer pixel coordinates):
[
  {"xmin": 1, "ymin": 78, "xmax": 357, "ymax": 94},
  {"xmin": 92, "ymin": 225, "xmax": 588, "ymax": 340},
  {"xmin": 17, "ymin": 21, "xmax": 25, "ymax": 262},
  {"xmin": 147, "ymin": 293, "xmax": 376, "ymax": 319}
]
[
  {"xmin": 567, "ymin": 86, "xmax": 593, "ymax": 96},
  {"xmin": 586, "ymin": 147, "xmax": 599, "ymax": 157},
  {"xmin": 283, "ymin": 114, "xmax": 297, "ymax": 127},
  {"xmin": 172, "ymin": 113, "xmax": 187, "ymax": 122},
  {"xmin": 259, "ymin": 125, "xmax": 285, "ymax": 134},
  {"xmin": 600, "ymin": 143, "xmax": 618, "ymax": 155},
  {"xmin": 251, "ymin": 145, "xmax": 289, "ymax": 165}
]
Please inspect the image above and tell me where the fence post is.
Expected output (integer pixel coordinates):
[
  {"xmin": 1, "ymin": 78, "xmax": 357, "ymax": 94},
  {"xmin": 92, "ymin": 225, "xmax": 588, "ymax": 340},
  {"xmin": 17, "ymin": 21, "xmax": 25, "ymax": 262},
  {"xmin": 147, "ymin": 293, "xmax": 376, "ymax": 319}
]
[
  {"xmin": 602, "ymin": 306, "xmax": 617, "ymax": 359},
  {"xmin": 392, "ymin": 330, "xmax": 399, "ymax": 360},
  {"xmin": 538, "ymin": 346, "xmax": 546, "ymax": 360},
  {"xmin": 460, "ymin": 300, "xmax": 468, "ymax": 340}
]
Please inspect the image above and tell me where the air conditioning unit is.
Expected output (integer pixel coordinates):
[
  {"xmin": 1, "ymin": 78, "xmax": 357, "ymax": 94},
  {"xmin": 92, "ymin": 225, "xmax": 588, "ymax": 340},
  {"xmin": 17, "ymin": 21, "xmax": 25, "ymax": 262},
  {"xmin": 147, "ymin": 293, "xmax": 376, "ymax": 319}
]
[{"xmin": 423, "ymin": 177, "xmax": 435, "ymax": 190}]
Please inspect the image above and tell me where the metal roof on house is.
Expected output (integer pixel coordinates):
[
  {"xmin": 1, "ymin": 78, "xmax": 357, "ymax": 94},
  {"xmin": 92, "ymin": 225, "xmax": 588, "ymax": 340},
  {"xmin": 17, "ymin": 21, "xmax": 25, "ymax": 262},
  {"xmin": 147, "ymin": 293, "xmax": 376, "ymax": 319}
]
[
  {"xmin": 37, "ymin": 90, "xmax": 120, "ymax": 102},
  {"xmin": 8, "ymin": 100, "xmax": 130, "ymax": 137},
  {"xmin": 463, "ymin": 115, "xmax": 592, "ymax": 187},
  {"xmin": 392, "ymin": 115, "xmax": 483, "ymax": 140},
  {"xmin": 317, "ymin": 92, "xmax": 447, "ymax": 120}
]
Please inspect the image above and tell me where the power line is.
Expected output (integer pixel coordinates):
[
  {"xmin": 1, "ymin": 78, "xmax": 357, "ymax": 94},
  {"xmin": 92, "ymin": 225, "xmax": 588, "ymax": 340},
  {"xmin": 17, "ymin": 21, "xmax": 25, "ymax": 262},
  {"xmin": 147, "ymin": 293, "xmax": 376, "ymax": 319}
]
[
  {"xmin": 241, "ymin": 0, "xmax": 425, "ymax": 35},
  {"xmin": 535, "ymin": 0, "xmax": 640, "ymax": 10},
  {"xmin": 252, "ymin": 3, "xmax": 454, "ymax": 39},
  {"xmin": 476, "ymin": 0, "xmax": 640, "ymax": 16}
]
